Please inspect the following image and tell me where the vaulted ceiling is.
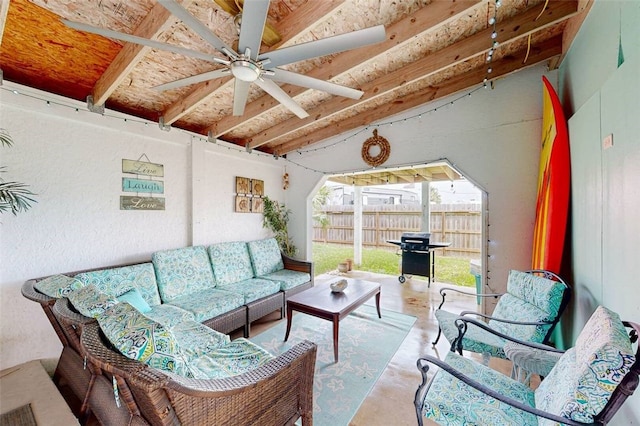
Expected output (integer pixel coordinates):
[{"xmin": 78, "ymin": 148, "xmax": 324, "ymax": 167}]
[{"xmin": 1, "ymin": 0, "xmax": 590, "ymax": 156}]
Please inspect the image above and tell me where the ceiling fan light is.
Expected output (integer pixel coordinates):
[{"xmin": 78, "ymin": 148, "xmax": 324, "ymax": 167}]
[{"xmin": 231, "ymin": 60, "xmax": 261, "ymax": 82}]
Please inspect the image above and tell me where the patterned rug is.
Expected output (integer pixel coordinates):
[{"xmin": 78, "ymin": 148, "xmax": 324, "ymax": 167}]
[{"xmin": 250, "ymin": 303, "xmax": 416, "ymax": 426}]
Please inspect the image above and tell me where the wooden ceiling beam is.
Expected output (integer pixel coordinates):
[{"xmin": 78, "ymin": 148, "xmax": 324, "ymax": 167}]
[
  {"xmin": 91, "ymin": 0, "xmax": 195, "ymax": 106},
  {"xmin": 246, "ymin": 0, "xmax": 578, "ymax": 150},
  {"xmin": 209, "ymin": 0, "xmax": 482, "ymax": 136},
  {"xmin": 274, "ymin": 34, "xmax": 563, "ymax": 154},
  {"xmin": 161, "ymin": 0, "xmax": 345, "ymax": 125}
]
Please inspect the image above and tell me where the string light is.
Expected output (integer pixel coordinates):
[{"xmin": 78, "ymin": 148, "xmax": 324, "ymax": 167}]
[
  {"xmin": 485, "ymin": 1, "xmax": 499, "ymax": 86},
  {"xmin": 1, "ymin": 85, "xmax": 277, "ymax": 160},
  {"xmin": 3, "ymin": 2, "xmax": 502, "ymax": 179}
]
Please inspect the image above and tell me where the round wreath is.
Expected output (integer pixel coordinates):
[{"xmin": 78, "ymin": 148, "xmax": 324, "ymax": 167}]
[{"xmin": 361, "ymin": 129, "xmax": 391, "ymax": 167}]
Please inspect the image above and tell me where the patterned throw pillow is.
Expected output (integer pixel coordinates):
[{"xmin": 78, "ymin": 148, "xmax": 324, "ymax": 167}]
[
  {"xmin": 34, "ymin": 274, "xmax": 85, "ymax": 298},
  {"xmin": 68, "ymin": 284, "xmax": 119, "ymax": 318},
  {"xmin": 98, "ymin": 303, "xmax": 192, "ymax": 377}
]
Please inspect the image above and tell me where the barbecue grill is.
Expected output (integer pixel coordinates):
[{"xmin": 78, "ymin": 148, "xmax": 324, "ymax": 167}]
[{"xmin": 398, "ymin": 232, "xmax": 432, "ymax": 285}]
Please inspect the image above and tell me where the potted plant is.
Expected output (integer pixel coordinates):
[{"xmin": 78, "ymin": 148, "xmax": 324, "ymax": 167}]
[
  {"xmin": 262, "ymin": 196, "xmax": 297, "ymax": 257},
  {"xmin": 1, "ymin": 128, "xmax": 36, "ymax": 215}
]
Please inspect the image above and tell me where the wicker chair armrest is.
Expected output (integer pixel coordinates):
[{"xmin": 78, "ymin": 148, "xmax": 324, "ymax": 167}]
[
  {"xmin": 282, "ymin": 253, "xmax": 314, "ymax": 276},
  {"xmin": 414, "ymin": 355, "xmax": 590, "ymax": 426},
  {"xmin": 452, "ymin": 316, "xmax": 564, "ymax": 354},
  {"xmin": 53, "ymin": 297, "xmax": 97, "ymax": 327},
  {"xmin": 435, "ymin": 287, "xmax": 502, "ymax": 310},
  {"xmin": 81, "ymin": 321, "xmax": 317, "ymax": 394},
  {"xmin": 21, "ymin": 279, "xmax": 56, "ymax": 305},
  {"xmin": 163, "ymin": 340, "xmax": 317, "ymax": 395}
]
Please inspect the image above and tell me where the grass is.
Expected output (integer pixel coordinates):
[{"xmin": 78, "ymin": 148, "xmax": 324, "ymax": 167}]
[{"xmin": 312, "ymin": 243, "xmax": 477, "ymax": 287}]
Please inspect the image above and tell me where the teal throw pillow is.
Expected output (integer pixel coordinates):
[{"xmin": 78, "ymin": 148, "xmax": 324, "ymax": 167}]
[{"xmin": 117, "ymin": 288, "xmax": 152, "ymax": 313}]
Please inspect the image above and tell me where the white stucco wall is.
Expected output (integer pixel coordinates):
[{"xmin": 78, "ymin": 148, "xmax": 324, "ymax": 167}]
[
  {"xmin": 287, "ymin": 63, "xmax": 550, "ymax": 304},
  {"xmin": 0, "ymin": 84, "xmax": 284, "ymax": 369}
]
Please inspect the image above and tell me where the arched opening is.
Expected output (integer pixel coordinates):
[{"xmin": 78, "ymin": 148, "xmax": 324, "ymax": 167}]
[{"xmin": 310, "ymin": 160, "xmax": 487, "ymax": 297}]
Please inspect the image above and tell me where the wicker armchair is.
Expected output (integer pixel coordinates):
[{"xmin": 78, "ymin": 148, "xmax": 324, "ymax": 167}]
[{"xmin": 79, "ymin": 322, "xmax": 317, "ymax": 426}]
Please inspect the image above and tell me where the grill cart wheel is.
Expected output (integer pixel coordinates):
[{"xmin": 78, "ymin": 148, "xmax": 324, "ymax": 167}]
[{"xmin": 398, "ymin": 275, "xmax": 406, "ymax": 284}]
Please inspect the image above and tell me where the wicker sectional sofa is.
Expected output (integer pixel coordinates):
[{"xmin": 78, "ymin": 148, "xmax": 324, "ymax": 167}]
[{"xmin": 22, "ymin": 237, "xmax": 316, "ymax": 425}]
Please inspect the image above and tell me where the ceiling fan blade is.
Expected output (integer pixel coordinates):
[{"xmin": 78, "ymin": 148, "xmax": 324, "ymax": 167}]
[
  {"xmin": 152, "ymin": 69, "xmax": 231, "ymax": 91},
  {"xmin": 259, "ymin": 25, "xmax": 386, "ymax": 68},
  {"xmin": 62, "ymin": 19, "xmax": 228, "ymax": 65},
  {"xmin": 267, "ymin": 69, "xmax": 363, "ymax": 100},
  {"xmin": 158, "ymin": 0, "xmax": 236, "ymax": 57},
  {"xmin": 233, "ymin": 79, "xmax": 252, "ymax": 116},
  {"xmin": 238, "ymin": 0, "xmax": 270, "ymax": 59},
  {"xmin": 254, "ymin": 79, "xmax": 309, "ymax": 119}
]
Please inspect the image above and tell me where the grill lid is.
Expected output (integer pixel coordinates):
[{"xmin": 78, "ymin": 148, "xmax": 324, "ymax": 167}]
[{"xmin": 400, "ymin": 232, "xmax": 430, "ymax": 251}]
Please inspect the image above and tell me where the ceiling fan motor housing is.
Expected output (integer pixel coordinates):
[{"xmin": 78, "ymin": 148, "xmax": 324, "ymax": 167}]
[{"xmin": 231, "ymin": 59, "xmax": 261, "ymax": 82}]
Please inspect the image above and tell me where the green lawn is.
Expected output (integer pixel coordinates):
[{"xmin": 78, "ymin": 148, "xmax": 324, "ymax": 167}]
[{"xmin": 312, "ymin": 243, "xmax": 477, "ymax": 287}]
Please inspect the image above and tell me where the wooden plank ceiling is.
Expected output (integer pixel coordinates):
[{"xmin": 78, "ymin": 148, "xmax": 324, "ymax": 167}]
[{"xmin": 1, "ymin": 0, "xmax": 589, "ymax": 157}]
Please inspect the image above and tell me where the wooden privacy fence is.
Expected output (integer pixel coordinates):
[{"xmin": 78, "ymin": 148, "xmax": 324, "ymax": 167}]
[{"xmin": 313, "ymin": 204, "xmax": 481, "ymax": 259}]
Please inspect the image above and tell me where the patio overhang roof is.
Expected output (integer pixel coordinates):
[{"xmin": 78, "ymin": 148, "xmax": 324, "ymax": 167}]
[{"xmin": 326, "ymin": 161, "xmax": 464, "ymax": 187}]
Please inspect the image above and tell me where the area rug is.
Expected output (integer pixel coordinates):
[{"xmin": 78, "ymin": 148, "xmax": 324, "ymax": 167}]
[{"xmin": 250, "ymin": 303, "xmax": 416, "ymax": 426}]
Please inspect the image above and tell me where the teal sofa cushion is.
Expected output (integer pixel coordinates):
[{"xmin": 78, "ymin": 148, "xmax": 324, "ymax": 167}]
[
  {"xmin": 259, "ymin": 269, "xmax": 311, "ymax": 291},
  {"xmin": 422, "ymin": 351, "xmax": 537, "ymax": 425},
  {"xmin": 535, "ymin": 306, "xmax": 635, "ymax": 424},
  {"xmin": 68, "ymin": 284, "xmax": 119, "ymax": 318},
  {"xmin": 171, "ymin": 320, "xmax": 231, "ymax": 360},
  {"xmin": 208, "ymin": 241, "xmax": 255, "ymax": 285},
  {"xmin": 216, "ymin": 278, "xmax": 281, "ymax": 304},
  {"xmin": 168, "ymin": 289, "xmax": 245, "ymax": 323},
  {"xmin": 35, "ymin": 274, "xmax": 85, "ymax": 298},
  {"xmin": 117, "ymin": 288, "xmax": 152, "ymax": 313},
  {"xmin": 152, "ymin": 246, "xmax": 216, "ymax": 303},
  {"xmin": 75, "ymin": 263, "xmax": 161, "ymax": 306},
  {"xmin": 247, "ymin": 238, "xmax": 284, "ymax": 277},
  {"xmin": 145, "ymin": 304, "xmax": 195, "ymax": 328},
  {"xmin": 488, "ymin": 270, "xmax": 566, "ymax": 342},
  {"xmin": 97, "ymin": 303, "xmax": 192, "ymax": 377},
  {"xmin": 435, "ymin": 309, "xmax": 507, "ymax": 358},
  {"xmin": 188, "ymin": 338, "xmax": 275, "ymax": 379}
]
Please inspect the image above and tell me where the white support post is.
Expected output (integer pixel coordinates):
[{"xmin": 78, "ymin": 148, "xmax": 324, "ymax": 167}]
[
  {"xmin": 421, "ymin": 181, "xmax": 431, "ymax": 232},
  {"xmin": 354, "ymin": 186, "xmax": 363, "ymax": 266}
]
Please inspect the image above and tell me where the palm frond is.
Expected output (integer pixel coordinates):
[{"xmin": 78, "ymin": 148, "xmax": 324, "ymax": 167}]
[
  {"xmin": 0, "ymin": 181, "xmax": 37, "ymax": 215},
  {"xmin": 0, "ymin": 129, "xmax": 14, "ymax": 147}
]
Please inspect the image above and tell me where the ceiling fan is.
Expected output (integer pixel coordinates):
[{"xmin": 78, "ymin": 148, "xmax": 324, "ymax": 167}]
[{"xmin": 62, "ymin": 0, "xmax": 386, "ymax": 119}]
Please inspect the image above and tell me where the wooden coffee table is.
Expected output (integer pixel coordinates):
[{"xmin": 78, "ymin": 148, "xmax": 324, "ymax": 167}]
[{"xmin": 284, "ymin": 278, "xmax": 381, "ymax": 362}]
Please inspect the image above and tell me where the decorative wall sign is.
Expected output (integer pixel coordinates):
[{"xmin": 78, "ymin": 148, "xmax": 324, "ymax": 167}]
[
  {"xmin": 236, "ymin": 177, "xmax": 250, "ymax": 194},
  {"xmin": 122, "ymin": 159, "xmax": 164, "ymax": 177},
  {"xmin": 234, "ymin": 176, "xmax": 264, "ymax": 213},
  {"xmin": 120, "ymin": 154, "xmax": 165, "ymax": 211},
  {"xmin": 251, "ymin": 197, "xmax": 264, "ymax": 213},
  {"xmin": 122, "ymin": 178, "xmax": 164, "ymax": 194},
  {"xmin": 251, "ymin": 179, "xmax": 264, "ymax": 196},
  {"xmin": 235, "ymin": 196, "xmax": 251, "ymax": 213},
  {"xmin": 121, "ymin": 196, "xmax": 165, "ymax": 210}
]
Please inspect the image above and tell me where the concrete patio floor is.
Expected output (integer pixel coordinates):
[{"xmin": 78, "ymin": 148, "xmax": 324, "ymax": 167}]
[{"xmin": 243, "ymin": 270, "xmax": 510, "ymax": 426}]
